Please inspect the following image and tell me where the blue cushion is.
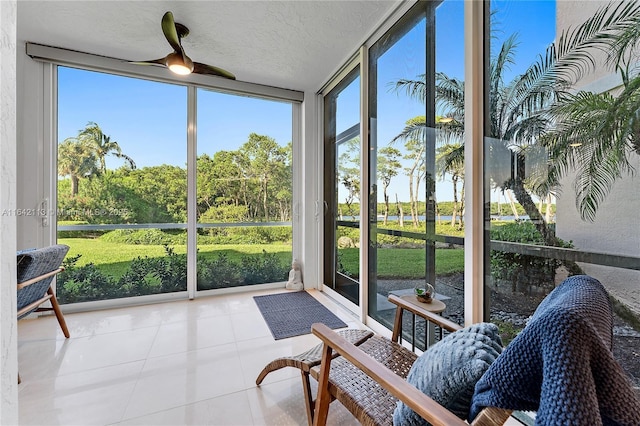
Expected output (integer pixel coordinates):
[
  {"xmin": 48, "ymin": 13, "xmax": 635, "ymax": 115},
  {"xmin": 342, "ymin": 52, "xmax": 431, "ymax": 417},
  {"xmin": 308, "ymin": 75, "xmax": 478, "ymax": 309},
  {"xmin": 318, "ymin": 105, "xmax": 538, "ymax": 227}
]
[{"xmin": 393, "ymin": 323, "xmax": 503, "ymax": 426}]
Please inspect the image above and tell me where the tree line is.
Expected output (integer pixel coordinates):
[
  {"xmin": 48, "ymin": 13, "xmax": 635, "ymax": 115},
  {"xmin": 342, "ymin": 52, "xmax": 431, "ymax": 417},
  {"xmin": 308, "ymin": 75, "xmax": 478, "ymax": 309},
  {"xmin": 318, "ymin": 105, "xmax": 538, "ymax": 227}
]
[
  {"xmin": 58, "ymin": 123, "xmax": 292, "ymax": 224},
  {"xmin": 58, "ymin": 3, "xmax": 640, "ymax": 234}
]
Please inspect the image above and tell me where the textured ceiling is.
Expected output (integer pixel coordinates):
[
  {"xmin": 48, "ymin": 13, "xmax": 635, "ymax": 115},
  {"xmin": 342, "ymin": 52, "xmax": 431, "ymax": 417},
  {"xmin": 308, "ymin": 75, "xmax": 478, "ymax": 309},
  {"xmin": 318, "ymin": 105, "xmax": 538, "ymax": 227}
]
[{"xmin": 17, "ymin": 1, "xmax": 399, "ymax": 92}]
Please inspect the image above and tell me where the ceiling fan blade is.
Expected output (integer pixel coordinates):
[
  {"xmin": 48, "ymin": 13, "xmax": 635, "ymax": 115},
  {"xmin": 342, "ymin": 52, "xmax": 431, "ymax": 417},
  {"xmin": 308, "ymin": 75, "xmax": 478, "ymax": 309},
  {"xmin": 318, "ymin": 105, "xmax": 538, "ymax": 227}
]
[
  {"xmin": 193, "ymin": 62, "xmax": 236, "ymax": 80},
  {"xmin": 128, "ymin": 57, "xmax": 167, "ymax": 66},
  {"xmin": 161, "ymin": 11, "xmax": 184, "ymax": 54}
]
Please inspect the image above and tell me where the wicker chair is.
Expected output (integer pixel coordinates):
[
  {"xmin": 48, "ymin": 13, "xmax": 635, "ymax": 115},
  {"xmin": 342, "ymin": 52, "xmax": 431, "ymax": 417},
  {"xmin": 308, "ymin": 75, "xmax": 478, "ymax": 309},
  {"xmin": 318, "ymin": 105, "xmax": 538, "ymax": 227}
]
[
  {"xmin": 257, "ymin": 294, "xmax": 512, "ymax": 426},
  {"xmin": 17, "ymin": 244, "xmax": 71, "ymax": 337}
]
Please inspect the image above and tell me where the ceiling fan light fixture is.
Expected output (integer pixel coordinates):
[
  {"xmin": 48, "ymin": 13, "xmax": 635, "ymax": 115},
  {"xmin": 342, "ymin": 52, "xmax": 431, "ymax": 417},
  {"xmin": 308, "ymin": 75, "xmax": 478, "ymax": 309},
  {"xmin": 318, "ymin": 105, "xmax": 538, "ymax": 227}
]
[
  {"xmin": 166, "ymin": 52, "xmax": 194, "ymax": 75},
  {"xmin": 131, "ymin": 11, "xmax": 235, "ymax": 80}
]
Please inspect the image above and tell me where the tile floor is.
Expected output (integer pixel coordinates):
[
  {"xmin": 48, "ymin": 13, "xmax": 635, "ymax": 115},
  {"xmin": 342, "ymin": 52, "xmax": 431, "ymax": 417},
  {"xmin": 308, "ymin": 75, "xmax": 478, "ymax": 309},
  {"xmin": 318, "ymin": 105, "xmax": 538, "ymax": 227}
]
[
  {"xmin": 17, "ymin": 288, "xmax": 524, "ymax": 426},
  {"xmin": 17, "ymin": 288, "xmax": 363, "ymax": 426}
]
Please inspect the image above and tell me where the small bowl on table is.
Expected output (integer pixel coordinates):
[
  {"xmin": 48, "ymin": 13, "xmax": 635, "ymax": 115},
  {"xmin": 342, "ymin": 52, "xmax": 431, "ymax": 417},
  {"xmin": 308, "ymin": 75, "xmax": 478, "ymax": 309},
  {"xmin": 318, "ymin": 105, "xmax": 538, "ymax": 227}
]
[{"xmin": 414, "ymin": 283, "xmax": 435, "ymax": 303}]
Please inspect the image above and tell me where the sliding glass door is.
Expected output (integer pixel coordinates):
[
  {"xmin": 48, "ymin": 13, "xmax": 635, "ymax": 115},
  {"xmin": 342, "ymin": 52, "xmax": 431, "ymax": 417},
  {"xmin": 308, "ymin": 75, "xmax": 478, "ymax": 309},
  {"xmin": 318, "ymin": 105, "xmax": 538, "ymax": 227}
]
[
  {"xmin": 324, "ymin": 67, "xmax": 361, "ymax": 306},
  {"xmin": 56, "ymin": 67, "xmax": 188, "ymax": 304},
  {"xmin": 367, "ymin": 4, "xmax": 431, "ymax": 330},
  {"xmin": 56, "ymin": 66, "xmax": 296, "ymax": 305},
  {"xmin": 196, "ymin": 89, "xmax": 293, "ymax": 291},
  {"xmin": 365, "ymin": 1, "xmax": 466, "ymax": 348}
]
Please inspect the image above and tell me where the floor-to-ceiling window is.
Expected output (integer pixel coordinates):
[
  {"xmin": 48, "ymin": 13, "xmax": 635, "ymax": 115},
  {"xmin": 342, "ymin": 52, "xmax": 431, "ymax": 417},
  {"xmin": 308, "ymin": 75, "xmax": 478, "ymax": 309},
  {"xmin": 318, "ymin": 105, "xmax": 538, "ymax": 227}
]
[
  {"xmin": 365, "ymin": 0, "xmax": 465, "ymax": 349},
  {"xmin": 485, "ymin": 0, "xmax": 640, "ymax": 391},
  {"xmin": 55, "ymin": 65, "xmax": 298, "ymax": 305},
  {"xmin": 56, "ymin": 67, "xmax": 188, "ymax": 304},
  {"xmin": 323, "ymin": 66, "xmax": 361, "ymax": 306},
  {"xmin": 196, "ymin": 89, "xmax": 293, "ymax": 292}
]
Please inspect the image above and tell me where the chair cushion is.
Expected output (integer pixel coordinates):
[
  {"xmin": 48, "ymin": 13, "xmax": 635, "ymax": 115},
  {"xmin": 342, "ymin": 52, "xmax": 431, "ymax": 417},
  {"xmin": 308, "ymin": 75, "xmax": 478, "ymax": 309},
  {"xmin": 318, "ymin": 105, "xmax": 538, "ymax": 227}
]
[
  {"xmin": 17, "ymin": 244, "xmax": 70, "ymax": 317},
  {"xmin": 393, "ymin": 322, "xmax": 503, "ymax": 426}
]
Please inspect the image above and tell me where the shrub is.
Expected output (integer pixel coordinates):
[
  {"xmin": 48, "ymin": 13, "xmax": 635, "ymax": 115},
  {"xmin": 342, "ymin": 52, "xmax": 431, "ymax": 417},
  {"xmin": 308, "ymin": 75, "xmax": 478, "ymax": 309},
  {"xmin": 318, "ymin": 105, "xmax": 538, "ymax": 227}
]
[
  {"xmin": 490, "ymin": 221, "xmax": 572, "ymax": 293},
  {"xmin": 197, "ymin": 226, "xmax": 291, "ymax": 245},
  {"xmin": 58, "ymin": 247, "xmax": 290, "ymax": 304},
  {"xmin": 156, "ymin": 246, "xmax": 187, "ymax": 293},
  {"xmin": 101, "ymin": 229, "xmax": 186, "ymax": 245},
  {"xmin": 57, "ymin": 254, "xmax": 121, "ymax": 303},
  {"xmin": 197, "ymin": 253, "xmax": 243, "ymax": 290},
  {"xmin": 241, "ymin": 250, "xmax": 289, "ymax": 285},
  {"xmin": 58, "ymin": 246, "xmax": 188, "ymax": 303}
]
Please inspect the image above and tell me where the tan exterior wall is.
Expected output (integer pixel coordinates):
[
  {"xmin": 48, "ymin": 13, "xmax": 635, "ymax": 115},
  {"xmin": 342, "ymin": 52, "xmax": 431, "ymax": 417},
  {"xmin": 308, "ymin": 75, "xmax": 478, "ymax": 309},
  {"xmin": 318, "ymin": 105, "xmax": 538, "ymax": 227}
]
[
  {"xmin": 555, "ymin": 0, "xmax": 640, "ymax": 314},
  {"xmin": 557, "ymin": 1, "xmax": 615, "ymax": 89},
  {"xmin": 555, "ymin": 155, "xmax": 640, "ymax": 314}
]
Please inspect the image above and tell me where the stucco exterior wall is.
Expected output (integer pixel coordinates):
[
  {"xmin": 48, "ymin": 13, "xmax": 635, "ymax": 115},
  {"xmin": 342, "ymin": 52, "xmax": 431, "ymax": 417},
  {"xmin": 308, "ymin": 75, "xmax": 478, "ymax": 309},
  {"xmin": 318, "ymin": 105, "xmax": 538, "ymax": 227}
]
[
  {"xmin": 555, "ymin": 0, "xmax": 640, "ymax": 314},
  {"xmin": 555, "ymin": 154, "xmax": 640, "ymax": 314},
  {"xmin": 557, "ymin": 1, "xmax": 615, "ymax": 89}
]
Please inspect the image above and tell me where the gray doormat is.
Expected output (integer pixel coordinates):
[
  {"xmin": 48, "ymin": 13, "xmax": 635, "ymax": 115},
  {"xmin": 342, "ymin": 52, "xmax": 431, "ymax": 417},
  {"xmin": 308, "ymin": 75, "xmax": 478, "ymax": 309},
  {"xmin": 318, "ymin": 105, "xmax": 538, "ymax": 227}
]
[{"xmin": 254, "ymin": 291, "xmax": 348, "ymax": 340}]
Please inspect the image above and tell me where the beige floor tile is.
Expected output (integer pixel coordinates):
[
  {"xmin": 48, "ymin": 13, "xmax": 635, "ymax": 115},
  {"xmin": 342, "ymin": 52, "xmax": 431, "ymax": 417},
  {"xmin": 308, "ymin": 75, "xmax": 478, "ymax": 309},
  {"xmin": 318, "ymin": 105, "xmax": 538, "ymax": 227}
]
[
  {"xmin": 237, "ymin": 333, "xmax": 321, "ymax": 388},
  {"xmin": 247, "ymin": 376, "xmax": 359, "ymax": 426},
  {"xmin": 17, "ymin": 289, "xmax": 373, "ymax": 426},
  {"xmin": 18, "ymin": 326, "xmax": 158, "ymax": 379},
  {"xmin": 123, "ymin": 343, "xmax": 245, "ymax": 420},
  {"xmin": 19, "ymin": 361, "xmax": 143, "ymax": 425},
  {"xmin": 229, "ymin": 310, "xmax": 273, "ymax": 342},
  {"xmin": 148, "ymin": 315, "xmax": 236, "ymax": 358},
  {"xmin": 117, "ymin": 391, "xmax": 255, "ymax": 426}
]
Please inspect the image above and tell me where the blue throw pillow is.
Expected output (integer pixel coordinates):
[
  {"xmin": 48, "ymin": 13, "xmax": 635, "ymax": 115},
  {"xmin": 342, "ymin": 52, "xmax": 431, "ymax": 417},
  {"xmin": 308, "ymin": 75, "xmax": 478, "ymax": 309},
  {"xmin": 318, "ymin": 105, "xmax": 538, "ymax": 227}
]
[{"xmin": 393, "ymin": 323, "xmax": 503, "ymax": 426}]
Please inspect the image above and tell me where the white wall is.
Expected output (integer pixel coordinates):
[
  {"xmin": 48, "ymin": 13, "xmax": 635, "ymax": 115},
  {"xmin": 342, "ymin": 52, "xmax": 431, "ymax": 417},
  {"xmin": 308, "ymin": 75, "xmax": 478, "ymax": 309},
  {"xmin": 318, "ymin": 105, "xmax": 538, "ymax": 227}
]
[
  {"xmin": 300, "ymin": 91, "xmax": 322, "ymax": 289},
  {"xmin": 1, "ymin": 1, "xmax": 19, "ymax": 423},
  {"xmin": 554, "ymin": 0, "xmax": 640, "ymax": 315},
  {"xmin": 556, "ymin": 155, "xmax": 640, "ymax": 314}
]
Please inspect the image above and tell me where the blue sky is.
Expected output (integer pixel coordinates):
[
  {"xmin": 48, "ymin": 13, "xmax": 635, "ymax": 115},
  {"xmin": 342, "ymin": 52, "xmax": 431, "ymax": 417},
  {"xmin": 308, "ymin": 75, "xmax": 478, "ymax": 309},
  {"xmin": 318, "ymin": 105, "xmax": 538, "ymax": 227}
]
[
  {"xmin": 58, "ymin": 70, "xmax": 292, "ymax": 170},
  {"xmin": 58, "ymin": 1, "xmax": 556, "ymax": 203}
]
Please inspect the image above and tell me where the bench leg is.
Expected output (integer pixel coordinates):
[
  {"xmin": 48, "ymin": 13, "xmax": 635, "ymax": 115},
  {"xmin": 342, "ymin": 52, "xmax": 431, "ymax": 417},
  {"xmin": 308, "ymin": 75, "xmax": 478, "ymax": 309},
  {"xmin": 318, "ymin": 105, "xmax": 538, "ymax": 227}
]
[
  {"xmin": 301, "ymin": 371, "xmax": 314, "ymax": 426},
  {"xmin": 312, "ymin": 344, "xmax": 333, "ymax": 426}
]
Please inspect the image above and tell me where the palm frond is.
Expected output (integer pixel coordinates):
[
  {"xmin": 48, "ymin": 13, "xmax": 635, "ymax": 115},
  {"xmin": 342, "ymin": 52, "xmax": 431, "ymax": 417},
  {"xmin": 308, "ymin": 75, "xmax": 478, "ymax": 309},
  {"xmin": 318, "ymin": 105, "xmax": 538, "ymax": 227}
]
[
  {"xmin": 543, "ymin": 88, "xmax": 637, "ymax": 221},
  {"xmin": 436, "ymin": 121, "xmax": 464, "ymax": 147},
  {"xmin": 506, "ymin": 1, "xmax": 640, "ymax": 130},
  {"xmin": 115, "ymin": 152, "xmax": 137, "ymax": 170},
  {"xmin": 552, "ymin": 0, "xmax": 640, "ymax": 83},
  {"xmin": 435, "ymin": 72, "xmax": 465, "ymax": 115},
  {"xmin": 435, "ymin": 144, "xmax": 464, "ymax": 179},
  {"xmin": 491, "ymin": 33, "xmax": 519, "ymax": 92},
  {"xmin": 390, "ymin": 120, "xmax": 427, "ymax": 145},
  {"xmin": 391, "ymin": 75, "xmax": 426, "ymax": 102}
]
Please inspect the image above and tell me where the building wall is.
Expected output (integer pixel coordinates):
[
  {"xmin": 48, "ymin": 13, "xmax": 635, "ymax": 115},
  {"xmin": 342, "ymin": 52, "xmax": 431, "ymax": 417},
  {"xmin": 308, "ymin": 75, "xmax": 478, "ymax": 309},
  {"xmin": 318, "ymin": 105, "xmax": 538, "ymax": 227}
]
[
  {"xmin": 1, "ymin": 1, "xmax": 19, "ymax": 422},
  {"xmin": 556, "ymin": 155, "xmax": 640, "ymax": 314},
  {"xmin": 555, "ymin": 0, "xmax": 640, "ymax": 314},
  {"xmin": 556, "ymin": 1, "xmax": 614, "ymax": 88}
]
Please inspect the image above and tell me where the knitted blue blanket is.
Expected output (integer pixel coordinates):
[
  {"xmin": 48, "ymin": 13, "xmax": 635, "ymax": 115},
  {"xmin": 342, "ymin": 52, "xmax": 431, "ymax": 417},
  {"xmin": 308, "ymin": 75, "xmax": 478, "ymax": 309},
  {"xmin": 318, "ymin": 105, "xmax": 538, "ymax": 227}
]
[{"xmin": 470, "ymin": 275, "xmax": 640, "ymax": 425}]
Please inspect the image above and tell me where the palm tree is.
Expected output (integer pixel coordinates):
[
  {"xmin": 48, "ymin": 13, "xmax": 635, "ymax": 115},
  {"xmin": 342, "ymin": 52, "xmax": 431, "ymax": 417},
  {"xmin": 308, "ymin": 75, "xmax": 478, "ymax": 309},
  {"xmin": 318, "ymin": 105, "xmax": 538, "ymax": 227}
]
[
  {"xmin": 436, "ymin": 143, "xmax": 464, "ymax": 227},
  {"xmin": 391, "ymin": 1, "xmax": 640, "ymax": 244},
  {"xmin": 79, "ymin": 122, "xmax": 136, "ymax": 172},
  {"xmin": 58, "ymin": 138, "xmax": 99, "ymax": 196}
]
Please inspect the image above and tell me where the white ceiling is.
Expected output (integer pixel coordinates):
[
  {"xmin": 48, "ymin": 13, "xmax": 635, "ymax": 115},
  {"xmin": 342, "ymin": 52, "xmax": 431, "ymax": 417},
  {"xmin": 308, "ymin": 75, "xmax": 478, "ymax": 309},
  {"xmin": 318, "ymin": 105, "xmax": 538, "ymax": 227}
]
[{"xmin": 17, "ymin": 1, "xmax": 400, "ymax": 92}]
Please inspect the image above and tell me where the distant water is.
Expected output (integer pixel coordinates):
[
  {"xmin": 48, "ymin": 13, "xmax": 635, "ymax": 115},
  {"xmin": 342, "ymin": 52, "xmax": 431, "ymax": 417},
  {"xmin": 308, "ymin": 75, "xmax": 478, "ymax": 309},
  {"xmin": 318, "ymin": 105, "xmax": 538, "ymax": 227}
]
[{"xmin": 341, "ymin": 215, "xmax": 530, "ymax": 221}]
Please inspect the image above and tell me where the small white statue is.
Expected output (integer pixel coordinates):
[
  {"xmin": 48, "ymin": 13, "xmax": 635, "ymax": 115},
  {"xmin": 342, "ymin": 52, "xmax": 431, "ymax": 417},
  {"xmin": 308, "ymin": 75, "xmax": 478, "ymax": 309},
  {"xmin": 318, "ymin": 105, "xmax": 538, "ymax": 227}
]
[{"xmin": 286, "ymin": 259, "xmax": 304, "ymax": 290}]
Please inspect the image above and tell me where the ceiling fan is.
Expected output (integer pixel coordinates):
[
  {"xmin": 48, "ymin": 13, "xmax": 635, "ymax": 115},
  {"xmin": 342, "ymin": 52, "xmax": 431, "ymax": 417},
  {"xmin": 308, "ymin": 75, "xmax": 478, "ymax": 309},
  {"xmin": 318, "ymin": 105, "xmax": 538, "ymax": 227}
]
[{"xmin": 130, "ymin": 11, "xmax": 235, "ymax": 80}]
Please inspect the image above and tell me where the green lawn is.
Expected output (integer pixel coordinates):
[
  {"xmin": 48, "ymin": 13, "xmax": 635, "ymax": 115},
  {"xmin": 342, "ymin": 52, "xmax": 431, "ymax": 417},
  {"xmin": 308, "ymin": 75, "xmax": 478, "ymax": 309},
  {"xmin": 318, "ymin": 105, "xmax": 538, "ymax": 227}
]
[
  {"xmin": 59, "ymin": 237, "xmax": 465, "ymax": 279},
  {"xmin": 338, "ymin": 247, "xmax": 464, "ymax": 278},
  {"xmin": 59, "ymin": 238, "xmax": 293, "ymax": 278}
]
